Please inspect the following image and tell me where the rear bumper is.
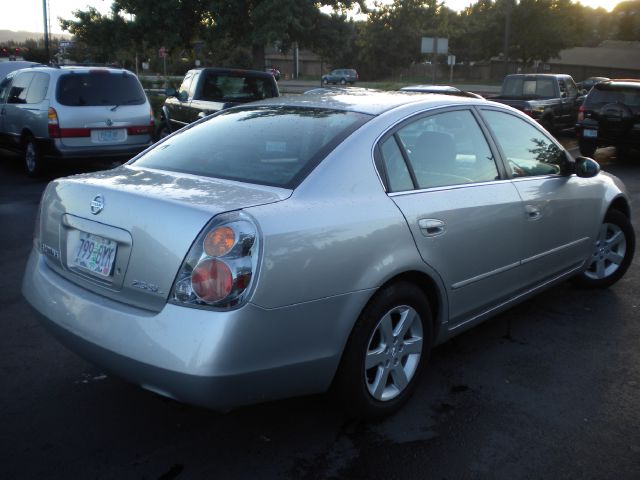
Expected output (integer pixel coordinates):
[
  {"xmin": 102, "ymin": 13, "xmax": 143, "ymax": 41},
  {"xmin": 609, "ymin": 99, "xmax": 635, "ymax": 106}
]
[
  {"xmin": 576, "ymin": 123, "xmax": 640, "ymax": 148},
  {"xmin": 22, "ymin": 249, "xmax": 367, "ymax": 410},
  {"xmin": 37, "ymin": 138, "xmax": 152, "ymax": 160}
]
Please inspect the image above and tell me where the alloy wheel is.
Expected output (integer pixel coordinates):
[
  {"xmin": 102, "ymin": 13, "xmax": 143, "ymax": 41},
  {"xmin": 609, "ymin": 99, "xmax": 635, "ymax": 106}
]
[{"xmin": 585, "ymin": 222, "xmax": 627, "ymax": 280}]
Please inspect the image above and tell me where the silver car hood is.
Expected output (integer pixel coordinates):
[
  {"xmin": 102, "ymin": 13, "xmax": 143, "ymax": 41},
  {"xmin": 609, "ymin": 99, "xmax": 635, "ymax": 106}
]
[{"xmin": 37, "ymin": 166, "xmax": 291, "ymax": 312}]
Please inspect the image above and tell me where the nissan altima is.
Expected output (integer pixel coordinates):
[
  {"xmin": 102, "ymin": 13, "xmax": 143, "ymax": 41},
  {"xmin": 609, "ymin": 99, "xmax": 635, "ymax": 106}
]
[{"xmin": 22, "ymin": 90, "xmax": 635, "ymax": 417}]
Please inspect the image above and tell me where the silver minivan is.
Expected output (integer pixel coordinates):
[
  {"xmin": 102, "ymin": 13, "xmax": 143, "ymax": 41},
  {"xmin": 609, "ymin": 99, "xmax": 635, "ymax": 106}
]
[{"xmin": 0, "ymin": 65, "xmax": 154, "ymax": 176}]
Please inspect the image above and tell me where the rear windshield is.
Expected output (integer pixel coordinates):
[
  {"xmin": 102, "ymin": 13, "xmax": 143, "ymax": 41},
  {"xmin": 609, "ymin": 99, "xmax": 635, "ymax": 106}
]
[
  {"xmin": 502, "ymin": 77, "xmax": 556, "ymax": 98},
  {"xmin": 56, "ymin": 71, "xmax": 146, "ymax": 107},
  {"xmin": 200, "ymin": 72, "xmax": 276, "ymax": 102},
  {"xmin": 134, "ymin": 106, "xmax": 371, "ymax": 188},
  {"xmin": 588, "ymin": 85, "xmax": 640, "ymax": 107}
]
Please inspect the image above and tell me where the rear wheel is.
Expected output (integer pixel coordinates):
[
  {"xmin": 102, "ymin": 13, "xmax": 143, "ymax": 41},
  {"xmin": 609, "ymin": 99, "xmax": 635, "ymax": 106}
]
[
  {"xmin": 23, "ymin": 136, "xmax": 44, "ymax": 177},
  {"xmin": 574, "ymin": 209, "xmax": 635, "ymax": 288},
  {"xmin": 332, "ymin": 282, "xmax": 432, "ymax": 418},
  {"xmin": 322, "ymin": 78, "xmax": 328, "ymax": 86},
  {"xmin": 340, "ymin": 78, "xmax": 346, "ymax": 85}
]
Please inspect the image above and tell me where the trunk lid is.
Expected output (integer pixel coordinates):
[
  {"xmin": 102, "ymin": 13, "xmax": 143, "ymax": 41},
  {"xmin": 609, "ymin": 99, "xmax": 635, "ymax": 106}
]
[{"xmin": 37, "ymin": 166, "xmax": 290, "ymax": 311}]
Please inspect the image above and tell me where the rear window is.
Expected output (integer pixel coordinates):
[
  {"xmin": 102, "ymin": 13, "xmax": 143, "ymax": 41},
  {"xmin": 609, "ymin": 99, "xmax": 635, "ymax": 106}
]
[
  {"xmin": 502, "ymin": 77, "xmax": 556, "ymax": 98},
  {"xmin": 200, "ymin": 72, "xmax": 276, "ymax": 102},
  {"xmin": 56, "ymin": 71, "xmax": 146, "ymax": 107},
  {"xmin": 134, "ymin": 106, "xmax": 371, "ymax": 188},
  {"xmin": 587, "ymin": 85, "xmax": 640, "ymax": 107}
]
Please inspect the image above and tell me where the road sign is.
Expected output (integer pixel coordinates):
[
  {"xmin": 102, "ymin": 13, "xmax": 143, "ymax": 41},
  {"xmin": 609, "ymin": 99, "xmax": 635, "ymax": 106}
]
[
  {"xmin": 447, "ymin": 55, "xmax": 456, "ymax": 66},
  {"xmin": 421, "ymin": 37, "xmax": 448, "ymax": 54},
  {"xmin": 158, "ymin": 47, "xmax": 167, "ymax": 59}
]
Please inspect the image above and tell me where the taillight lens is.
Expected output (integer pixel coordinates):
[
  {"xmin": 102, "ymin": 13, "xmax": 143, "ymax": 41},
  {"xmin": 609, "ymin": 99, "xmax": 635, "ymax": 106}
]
[
  {"xmin": 577, "ymin": 105, "xmax": 585, "ymax": 122},
  {"xmin": 47, "ymin": 107, "xmax": 60, "ymax": 138},
  {"xmin": 150, "ymin": 106, "xmax": 155, "ymax": 127},
  {"xmin": 171, "ymin": 211, "xmax": 260, "ymax": 309}
]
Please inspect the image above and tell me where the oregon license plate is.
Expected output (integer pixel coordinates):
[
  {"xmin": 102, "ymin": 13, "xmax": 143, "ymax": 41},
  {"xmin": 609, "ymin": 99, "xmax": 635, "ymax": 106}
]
[
  {"xmin": 72, "ymin": 232, "xmax": 117, "ymax": 277},
  {"xmin": 583, "ymin": 129, "xmax": 598, "ymax": 138},
  {"xmin": 92, "ymin": 128, "xmax": 126, "ymax": 143}
]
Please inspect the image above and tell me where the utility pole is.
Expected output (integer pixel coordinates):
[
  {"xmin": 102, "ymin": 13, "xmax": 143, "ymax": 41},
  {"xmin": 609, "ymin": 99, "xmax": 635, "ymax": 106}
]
[
  {"xmin": 42, "ymin": 0, "xmax": 50, "ymax": 63},
  {"xmin": 503, "ymin": 0, "xmax": 513, "ymax": 77}
]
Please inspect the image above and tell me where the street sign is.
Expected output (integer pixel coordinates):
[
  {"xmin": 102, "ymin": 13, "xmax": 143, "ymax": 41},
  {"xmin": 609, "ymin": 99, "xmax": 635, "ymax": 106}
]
[
  {"xmin": 158, "ymin": 47, "xmax": 167, "ymax": 59},
  {"xmin": 421, "ymin": 37, "xmax": 448, "ymax": 54},
  {"xmin": 447, "ymin": 55, "xmax": 456, "ymax": 66}
]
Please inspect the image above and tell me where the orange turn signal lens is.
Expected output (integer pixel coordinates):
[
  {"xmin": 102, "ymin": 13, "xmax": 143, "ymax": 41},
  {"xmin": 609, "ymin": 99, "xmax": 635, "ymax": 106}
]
[{"xmin": 203, "ymin": 226, "xmax": 235, "ymax": 257}]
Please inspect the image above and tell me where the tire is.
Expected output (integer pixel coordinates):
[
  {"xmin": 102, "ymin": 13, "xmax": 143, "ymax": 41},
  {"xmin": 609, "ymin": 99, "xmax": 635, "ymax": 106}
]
[
  {"xmin": 574, "ymin": 209, "xmax": 635, "ymax": 288},
  {"xmin": 340, "ymin": 78, "xmax": 346, "ymax": 85},
  {"xmin": 155, "ymin": 122, "xmax": 172, "ymax": 141},
  {"xmin": 322, "ymin": 78, "xmax": 328, "ymax": 86},
  {"xmin": 332, "ymin": 282, "xmax": 432, "ymax": 418},
  {"xmin": 23, "ymin": 136, "xmax": 44, "ymax": 177},
  {"xmin": 540, "ymin": 117, "xmax": 554, "ymax": 134},
  {"xmin": 579, "ymin": 138, "xmax": 597, "ymax": 158}
]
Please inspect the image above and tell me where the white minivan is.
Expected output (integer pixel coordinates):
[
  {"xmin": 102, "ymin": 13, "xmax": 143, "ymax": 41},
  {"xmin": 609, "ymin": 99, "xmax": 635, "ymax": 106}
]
[{"xmin": 0, "ymin": 65, "xmax": 154, "ymax": 176}]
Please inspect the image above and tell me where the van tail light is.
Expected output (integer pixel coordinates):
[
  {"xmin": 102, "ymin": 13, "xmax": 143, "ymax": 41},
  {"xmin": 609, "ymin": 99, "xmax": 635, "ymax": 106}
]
[
  {"xmin": 47, "ymin": 107, "xmax": 60, "ymax": 138},
  {"xmin": 578, "ymin": 105, "xmax": 585, "ymax": 122},
  {"xmin": 171, "ymin": 211, "xmax": 260, "ymax": 310},
  {"xmin": 150, "ymin": 106, "xmax": 155, "ymax": 127}
]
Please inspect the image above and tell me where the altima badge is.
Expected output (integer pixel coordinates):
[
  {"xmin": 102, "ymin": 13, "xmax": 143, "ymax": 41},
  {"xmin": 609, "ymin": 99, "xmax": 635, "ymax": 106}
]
[{"xmin": 90, "ymin": 195, "xmax": 105, "ymax": 215}]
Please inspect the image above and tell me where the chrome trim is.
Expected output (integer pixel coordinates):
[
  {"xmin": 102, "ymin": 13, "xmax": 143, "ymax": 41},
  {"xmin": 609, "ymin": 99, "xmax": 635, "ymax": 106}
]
[
  {"xmin": 388, "ymin": 179, "xmax": 509, "ymax": 197},
  {"xmin": 521, "ymin": 238, "xmax": 590, "ymax": 265},
  {"xmin": 451, "ymin": 261, "xmax": 521, "ymax": 290}
]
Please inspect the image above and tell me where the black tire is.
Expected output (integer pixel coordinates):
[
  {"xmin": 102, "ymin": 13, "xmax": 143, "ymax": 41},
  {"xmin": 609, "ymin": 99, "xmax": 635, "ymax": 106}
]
[
  {"xmin": 322, "ymin": 78, "xmax": 328, "ymax": 86},
  {"xmin": 540, "ymin": 117, "xmax": 554, "ymax": 134},
  {"xmin": 579, "ymin": 138, "xmax": 597, "ymax": 158},
  {"xmin": 23, "ymin": 136, "xmax": 44, "ymax": 177},
  {"xmin": 340, "ymin": 78, "xmax": 347, "ymax": 85},
  {"xmin": 155, "ymin": 122, "xmax": 172, "ymax": 141},
  {"xmin": 332, "ymin": 282, "xmax": 433, "ymax": 418},
  {"xmin": 574, "ymin": 209, "xmax": 635, "ymax": 288}
]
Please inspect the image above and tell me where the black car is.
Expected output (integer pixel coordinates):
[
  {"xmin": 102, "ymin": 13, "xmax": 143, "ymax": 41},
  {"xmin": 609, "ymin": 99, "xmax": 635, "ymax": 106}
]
[{"xmin": 576, "ymin": 79, "xmax": 640, "ymax": 158}]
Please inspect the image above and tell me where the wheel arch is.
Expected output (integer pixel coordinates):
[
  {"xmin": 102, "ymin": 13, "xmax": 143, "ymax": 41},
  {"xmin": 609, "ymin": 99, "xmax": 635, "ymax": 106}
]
[{"xmin": 609, "ymin": 195, "xmax": 631, "ymax": 219}]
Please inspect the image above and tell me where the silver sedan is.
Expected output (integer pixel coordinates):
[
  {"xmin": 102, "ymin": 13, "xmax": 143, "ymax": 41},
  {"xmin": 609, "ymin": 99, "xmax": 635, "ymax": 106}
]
[{"xmin": 23, "ymin": 90, "xmax": 635, "ymax": 417}]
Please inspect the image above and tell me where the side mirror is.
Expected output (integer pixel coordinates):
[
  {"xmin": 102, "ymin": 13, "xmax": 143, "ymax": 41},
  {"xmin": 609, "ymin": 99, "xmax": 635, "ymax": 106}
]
[
  {"xmin": 165, "ymin": 87, "xmax": 177, "ymax": 97},
  {"xmin": 575, "ymin": 156, "xmax": 600, "ymax": 178}
]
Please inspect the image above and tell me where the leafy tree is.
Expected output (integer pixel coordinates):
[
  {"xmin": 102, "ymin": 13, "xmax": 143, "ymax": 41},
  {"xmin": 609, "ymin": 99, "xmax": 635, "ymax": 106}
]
[{"xmin": 613, "ymin": 1, "xmax": 640, "ymax": 40}]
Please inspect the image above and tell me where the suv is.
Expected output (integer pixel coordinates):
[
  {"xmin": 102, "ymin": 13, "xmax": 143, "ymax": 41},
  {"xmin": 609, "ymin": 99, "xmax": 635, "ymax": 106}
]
[
  {"xmin": 0, "ymin": 65, "xmax": 154, "ymax": 176},
  {"xmin": 576, "ymin": 79, "xmax": 640, "ymax": 158},
  {"xmin": 321, "ymin": 69, "xmax": 358, "ymax": 85}
]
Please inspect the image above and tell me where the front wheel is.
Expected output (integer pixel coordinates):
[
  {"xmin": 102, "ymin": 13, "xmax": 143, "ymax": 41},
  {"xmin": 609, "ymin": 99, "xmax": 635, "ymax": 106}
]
[
  {"xmin": 340, "ymin": 78, "xmax": 347, "ymax": 85},
  {"xmin": 155, "ymin": 122, "xmax": 172, "ymax": 141},
  {"xmin": 332, "ymin": 282, "xmax": 432, "ymax": 418},
  {"xmin": 574, "ymin": 209, "xmax": 635, "ymax": 288}
]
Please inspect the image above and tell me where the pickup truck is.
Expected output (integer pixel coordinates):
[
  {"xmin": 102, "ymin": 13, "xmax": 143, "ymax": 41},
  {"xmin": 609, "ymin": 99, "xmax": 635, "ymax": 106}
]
[
  {"xmin": 490, "ymin": 74, "xmax": 582, "ymax": 133},
  {"xmin": 157, "ymin": 67, "xmax": 279, "ymax": 138}
]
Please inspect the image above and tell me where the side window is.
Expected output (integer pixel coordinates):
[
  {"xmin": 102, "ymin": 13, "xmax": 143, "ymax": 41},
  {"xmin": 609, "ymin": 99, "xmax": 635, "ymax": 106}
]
[
  {"xmin": 558, "ymin": 80, "xmax": 567, "ymax": 96},
  {"xmin": 481, "ymin": 109, "xmax": 565, "ymax": 177},
  {"xmin": 7, "ymin": 72, "xmax": 34, "ymax": 104},
  {"xmin": 177, "ymin": 72, "xmax": 193, "ymax": 100},
  {"xmin": 25, "ymin": 72, "xmax": 49, "ymax": 104},
  {"xmin": 565, "ymin": 79, "xmax": 578, "ymax": 97},
  {"xmin": 393, "ymin": 110, "xmax": 499, "ymax": 189},
  {"xmin": 379, "ymin": 136, "xmax": 413, "ymax": 192},
  {"xmin": 188, "ymin": 72, "xmax": 200, "ymax": 98},
  {"xmin": 0, "ymin": 75, "xmax": 13, "ymax": 104}
]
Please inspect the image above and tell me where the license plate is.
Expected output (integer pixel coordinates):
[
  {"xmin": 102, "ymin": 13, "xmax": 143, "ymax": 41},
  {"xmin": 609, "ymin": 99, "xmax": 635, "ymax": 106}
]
[
  {"xmin": 583, "ymin": 129, "xmax": 598, "ymax": 138},
  {"xmin": 91, "ymin": 129, "xmax": 126, "ymax": 143},
  {"xmin": 72, "ymin": 232, "xmax": 117, "ymax": 277}
]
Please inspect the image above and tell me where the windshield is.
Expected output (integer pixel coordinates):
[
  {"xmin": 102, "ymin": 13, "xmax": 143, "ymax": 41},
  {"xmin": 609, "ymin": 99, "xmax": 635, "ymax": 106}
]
[
  {"xmin": 56, "ymin": 71, "xmax": 146, "ymax": 106},
  {"xmin": 502, "ymin": 77, "xmax": 556, "ymax": 98},
  {"xmin": 589, "ymin": 85, "xmax": 640, "ymax": 107},
  {"xmin": 134, "ymin": 106, "xmax": 371, "ymax": 188}
]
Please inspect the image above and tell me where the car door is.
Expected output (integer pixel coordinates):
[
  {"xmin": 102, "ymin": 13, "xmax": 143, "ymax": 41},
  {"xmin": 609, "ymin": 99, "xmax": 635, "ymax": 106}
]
[
  {"xmin": 166, "ymin": 71, "xmax": 195, "ymax": 129},
  {"xmin": 479, "ymin": 108, "xmax": 600, "ymax": 284},
  {"xmin": 379, "ymin": 108, "xmax": 527, "ymax": 325},
  {"xmin": 2, "ymin": 71, "xmax": 34, "ymax": 148},
  {"xmin": 0, "ymin": 72, "xmax": 14, "ymax": 146}
]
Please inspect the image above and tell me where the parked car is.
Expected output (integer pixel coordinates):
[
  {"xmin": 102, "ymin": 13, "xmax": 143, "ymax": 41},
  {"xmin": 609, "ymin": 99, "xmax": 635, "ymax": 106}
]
[
  {"xmin": 576, "ymin": 76, "xmax": 609, "ymax": 93},
  {"xmin": 490, "ymin": 74, "xmax": 582, "ymax": 132},
  {"xmin": 576, "ymin": 79, "xmax": 640, "ymax": 158},
  {"xmin": 321, "ymin": 68, "xmax": 358, "ymax": 85},
  {"xmin": 400, "ymin": 84, "xmax": 484, "ymax": 99},
  {"xmin": 0, "ymin": 65, "xmax": 154, "ymax": 176},
  {"xmin": 265, "ymin": 66, "xmax": 281, "ymax": 81},
  {"xmin": 158, "ymin": 67, "xmax": 279, "ymax": 139},
  {"xmin": 23, "ymin": 90, "xmax": 635, "ymax": 418}
]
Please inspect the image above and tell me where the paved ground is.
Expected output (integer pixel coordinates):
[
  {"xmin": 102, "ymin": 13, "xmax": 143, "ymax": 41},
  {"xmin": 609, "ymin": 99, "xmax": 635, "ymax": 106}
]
[{"xmin": 1, "ymin": 142, "xmax": 639, "ymax": 480}]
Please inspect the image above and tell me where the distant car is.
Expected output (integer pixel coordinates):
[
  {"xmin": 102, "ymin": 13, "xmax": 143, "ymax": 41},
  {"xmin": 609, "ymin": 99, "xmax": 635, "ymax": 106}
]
[
  {"xmin": 577, "ymin": 76, "xmax": 609, "ymax": 93},
  {"xmin": 0, "ymin": 65, "xmax": 154, "ymax": 176},
  {"xmin": 23, "ymin": 91, "xmax": 635, "ymax": 418},
  {"xmin": 576, "ymin": 79, "xmax": 640, "ymax": 158},
  {"xmin": 401, "ymin": 85, "xmax": 484, "ymax": 99},
  {"xmin": 321, "ymin": 68, "xmax": 358, "ymax": 85}
]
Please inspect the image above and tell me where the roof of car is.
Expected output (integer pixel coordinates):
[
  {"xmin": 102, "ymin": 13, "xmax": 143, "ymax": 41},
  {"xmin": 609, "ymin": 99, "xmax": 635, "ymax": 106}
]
[
  {"xmin": 596, "ymin": 79, "xmax": 640, "ymax": 89},
  {"xmin": 190, "ymin": 67, "xmax": 273, "ymax": 78},
  {"xmin": 251, "ymin": 88, "xmax": 485, "ymax": 116}
]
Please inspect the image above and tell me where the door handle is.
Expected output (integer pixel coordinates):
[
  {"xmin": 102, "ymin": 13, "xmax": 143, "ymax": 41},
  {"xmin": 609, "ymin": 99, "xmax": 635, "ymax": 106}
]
[
  {"xmin": 418, "ymin": 218, "xmax": 446, "ymax": 237},
  {"xmin": 525, "ymin": 205, "xmax": 542, "ymax": 221}
]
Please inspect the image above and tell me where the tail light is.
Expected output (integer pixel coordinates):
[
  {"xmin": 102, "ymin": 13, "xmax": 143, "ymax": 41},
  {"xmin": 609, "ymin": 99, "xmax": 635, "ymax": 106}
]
[
  {"xmin": 577, "ymin": 105, "xmax": 585, "ymax": 122},
  {"xmin": 150, "ymin": 106, "xmax": 155, "ymax": 127},
  {"xmin": 171, "ymin": 211, "xmax": 260, "ymax": 310},
  {"xmin": 47, "ymin": 107, "xmax": 60, "ymax": 138}
]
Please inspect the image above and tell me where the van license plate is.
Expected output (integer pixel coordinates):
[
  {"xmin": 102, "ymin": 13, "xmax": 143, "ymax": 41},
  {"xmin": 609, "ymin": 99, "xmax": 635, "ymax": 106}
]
[
  {"xmin": 92, "ymin": 129, "xmax": 126, "ymax": 143},
  {"xmin": 583, "ymin": 129, "xmax": 597, "ymax": 138},
  {"xmin": 72, "ymin": 232, "xmax": 117, "ymax": 277}
]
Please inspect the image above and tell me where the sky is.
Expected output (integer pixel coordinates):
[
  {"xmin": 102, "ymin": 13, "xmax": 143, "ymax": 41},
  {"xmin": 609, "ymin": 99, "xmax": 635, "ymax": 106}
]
[{"xmin": 0, "ymin": 0, "xmax": 625, "ymax": 36}]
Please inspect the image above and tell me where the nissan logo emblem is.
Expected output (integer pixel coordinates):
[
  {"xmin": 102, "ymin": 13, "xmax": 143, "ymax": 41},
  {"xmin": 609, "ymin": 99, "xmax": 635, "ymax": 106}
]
[
  {"xmin": 106, "ymin": 118, "xmax": 113, "ymax": 127},
  {"xmin": 90, "ymin": 195, "xmax": 105, "ymax": 215}
]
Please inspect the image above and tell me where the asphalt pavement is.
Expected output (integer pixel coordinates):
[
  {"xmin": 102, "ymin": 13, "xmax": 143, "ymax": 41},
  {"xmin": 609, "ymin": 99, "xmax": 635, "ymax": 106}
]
[{"xmin": 1, "ymin": 143, "xmax": 639, "ymax": 480}]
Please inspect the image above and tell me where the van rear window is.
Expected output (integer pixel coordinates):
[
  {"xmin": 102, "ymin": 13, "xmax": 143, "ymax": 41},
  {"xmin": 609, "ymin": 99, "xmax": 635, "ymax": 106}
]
[{"xmin": 56, "ymin": 71, "xmax": 146, "ymax": 107}]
